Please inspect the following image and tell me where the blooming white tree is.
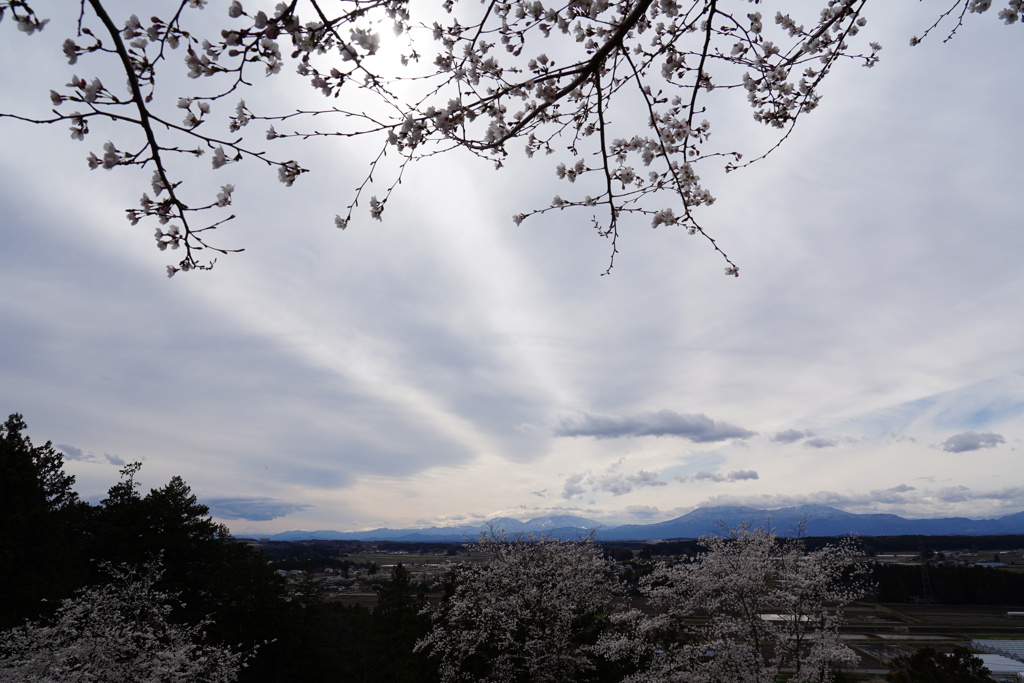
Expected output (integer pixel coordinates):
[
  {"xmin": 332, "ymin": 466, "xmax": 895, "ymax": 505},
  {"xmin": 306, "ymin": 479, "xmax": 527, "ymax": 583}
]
[
  {"xmin": 414, "ymin": 530, "xmax": 625, "ymax": 683},
  {"xmin": 604, "ymin": 525, "xmax": 870, "ymax": 683},
  {"xmin": 1, "ymin": 0, "xmax": 1019, "ymax": 276},
  {"xmin": 0, "ymin": 561, "xmax": 249, "ymax": 683}
]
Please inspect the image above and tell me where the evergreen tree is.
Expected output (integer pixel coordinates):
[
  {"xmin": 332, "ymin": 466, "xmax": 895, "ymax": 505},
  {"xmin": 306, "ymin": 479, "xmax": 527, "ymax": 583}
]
[
  {"xmin": 0, "ymin": 414, "xmax": 348, "ymax": 682},
  {"xmin": 89, "ymin": 463, "xmax": 293, "ymax": 674},
  {"xmin": 0, "ymin": 414, "xmax": 88, "ymax": 628},
  {"xmin": 886, "ymin": 646, "xmax": 990, "ymax": 683},
  {"xmin": 339, "ymin": 563, "xmax": 437, "ymax": 683}
]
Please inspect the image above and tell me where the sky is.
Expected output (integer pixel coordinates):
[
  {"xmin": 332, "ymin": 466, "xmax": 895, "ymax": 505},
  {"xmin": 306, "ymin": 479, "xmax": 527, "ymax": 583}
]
[{"xmin": 1, "ymin": 1, "xmax": 1023, "ymax": 535}]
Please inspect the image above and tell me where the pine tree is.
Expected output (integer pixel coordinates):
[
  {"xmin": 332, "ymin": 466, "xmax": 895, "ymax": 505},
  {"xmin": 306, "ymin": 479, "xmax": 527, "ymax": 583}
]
[{"xmin": 0, "ymin": 414, "xmax": 88, "ymax": 628}]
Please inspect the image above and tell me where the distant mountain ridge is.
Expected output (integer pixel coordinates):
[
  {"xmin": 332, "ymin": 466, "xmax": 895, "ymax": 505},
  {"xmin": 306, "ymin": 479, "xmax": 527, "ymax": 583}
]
[{"xmin": 260, "ymin": 505, "xmax": 1024, "ymax": 542}]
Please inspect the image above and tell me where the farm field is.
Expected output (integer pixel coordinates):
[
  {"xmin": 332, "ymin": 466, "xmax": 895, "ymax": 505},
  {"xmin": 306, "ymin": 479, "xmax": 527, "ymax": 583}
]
[{"xmin": 839, "ymin": 603, "xmax": 1024, "ymax": 680}]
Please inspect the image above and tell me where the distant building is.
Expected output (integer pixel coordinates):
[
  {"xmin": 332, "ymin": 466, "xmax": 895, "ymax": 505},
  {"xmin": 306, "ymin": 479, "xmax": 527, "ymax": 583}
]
[
  {"xmin": 972, "ymin": 640, "xmax": 1024, "ymax": 663},
  {"xmin": 970, "ymin": 640, "xmax": 1024, "ymax": 679}
]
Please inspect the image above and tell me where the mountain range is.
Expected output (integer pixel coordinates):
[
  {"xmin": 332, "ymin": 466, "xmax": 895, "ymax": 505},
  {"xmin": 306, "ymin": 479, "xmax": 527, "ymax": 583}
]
[{"xmin": 260, "ymin": 505, "xmax": 1024, "ymax": 542}]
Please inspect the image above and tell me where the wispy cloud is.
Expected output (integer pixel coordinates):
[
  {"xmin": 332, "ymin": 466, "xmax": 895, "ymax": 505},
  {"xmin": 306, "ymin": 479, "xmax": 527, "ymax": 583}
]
[
  {"xmin": 700, "ymin": 484, "xmax": 1024, "ymax": 516},
  {"xmin": 562, "ymin": 473, "xmax": 589, "ymax": 499},
  {"xmin": 563, "ymin": 461, "xmax": 758, "ymax": 500},
  {"xmin": 562, "ymin": 461, "xmax": 667, "ymax": 499},
  {"xmin": 845, "ymin": 374, "xmax": 1024, "ymax": 438},
  {"xmin": 595, "ymin": 469, "xmax": 665, "ymax": 496},
  {"xmin": 939, "ymin": 431, "xmax": 1005, "ymax": 453},
  {"xmin": 624, "ymin": 505, "xmax": 662, "ymax": 520},
  {"xmin": 553, "ymin": 410, "xmax": 755, "ymax": 442},
  {"xmin": 771, "ymin": 429, "xmax": 814, "ymax": 444},
  {"xmin": 682, "ymin": 469, "xmax": 760, "ymax": 483},
  {"xmin": 804, "ymin": 437, "xmax": 838, "ymax": 449}
]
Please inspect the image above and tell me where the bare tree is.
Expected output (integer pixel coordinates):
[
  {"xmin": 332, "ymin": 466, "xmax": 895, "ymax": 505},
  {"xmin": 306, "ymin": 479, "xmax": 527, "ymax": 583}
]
[{"xmin": 1, "ymin": 0, "xmax": 1019, "ymax": 275}]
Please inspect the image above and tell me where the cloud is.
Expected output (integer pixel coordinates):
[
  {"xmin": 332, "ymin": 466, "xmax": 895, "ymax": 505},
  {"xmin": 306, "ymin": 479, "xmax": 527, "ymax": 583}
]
[
  {"xmin": 595, "ymin": 469, "xmax": 665, "ymax": 496},
  {"xmin": 205, "ymin": 497, "xmax": 313, "ymax": 521},
  {"xmin": 804, "ymin": 437, "xmax": 838, "ymax": 449},
  {"xmin": 698, "ymin": 485, "xmax": 918, "ymax": 511},
  {"xmin": 57, "ymin": 444, "xmax": 125, "ymax": 466},
  {"xmin": 553, "ymin": 410, "xmax": 755, "ymax": 442},
  {"xmin": 562, "ymin": 462, "xmax": 667, "ymax": 499},
  {"xmin": 939, "ymin": 431, "xmax": 1005, "ymax": 453},
  {"xmin": 564, "ymin": 459, "xmax": 757, "ymax": 500},
  {"xmin": 698, "ymin": 484, "xmax": 1024, "ymax": 516},
  {"xmin": 682, "ymin": 469, "xmax": 760, "ymax": 483},
  {"xmin": 771, "ymin": 429, "xmax": 814, "ymax": 444},
  {"xmin": 562, "ymin": 472, "xmax": 589, "ymax": 499},
  {"xmin": 57, "ymin": 444, "xmax": 87, "ymax": 461},
  {"xmin": 846, "ymin": 375, "xmax": 1024, "ymax": 439},
  {"xmin": 933, "ymin": 485, "xmax": 972, "ymax": 502},
  {"xmin": 418, "ymin": 513, "xmax": 479, "ymax": 526},
  {"xmin": 624, "ymin": 505, "xmax": 662, "ymax": 520}
]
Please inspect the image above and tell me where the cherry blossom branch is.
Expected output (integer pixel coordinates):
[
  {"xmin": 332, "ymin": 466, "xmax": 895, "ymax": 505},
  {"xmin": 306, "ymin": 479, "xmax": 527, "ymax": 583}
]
[
  {"xmin": 624, "ymin": 49, "xmax": 740, "ymax": 277},
  {"xmin": 86, "ymin": 0, "xmax": 222, "ymax": 274},
  {"xmin": 462, "ymin": 0, "xmax": 658, "ymax": 152},
  {"xmin": 594, "ymin": 69, "xmax": 619, "ymax": 276},
  {"xmin": 5, "ymin": 0, "xmax": 1009, "ymax": 278}
]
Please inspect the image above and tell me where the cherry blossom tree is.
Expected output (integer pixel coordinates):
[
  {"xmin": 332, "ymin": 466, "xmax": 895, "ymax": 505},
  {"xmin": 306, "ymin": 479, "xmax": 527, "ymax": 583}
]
[
  {"xmin": 602, "ymin": 525, "xmax": 870, "ymax": 683},
  {"xmin": 414, "ymin": 530, "xmax": 625, "ymax": 683},
  {"xmin": 413, "ymin": 526, "xmax": 868, "ymax": 682},
  {"xmin": 2, "ymin": 0, "xmax": 1018, "ymax": 276},
  {"xmin": 0, "ymin": 560, "xmax": 250, "ymax": 683}
]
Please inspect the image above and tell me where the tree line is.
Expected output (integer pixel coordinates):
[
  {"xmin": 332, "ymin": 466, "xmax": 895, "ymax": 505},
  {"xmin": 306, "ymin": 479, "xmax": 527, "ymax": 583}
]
[{"xmin": 872, "ymin": 563, "xmax": 1024, "ymax": 605}]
